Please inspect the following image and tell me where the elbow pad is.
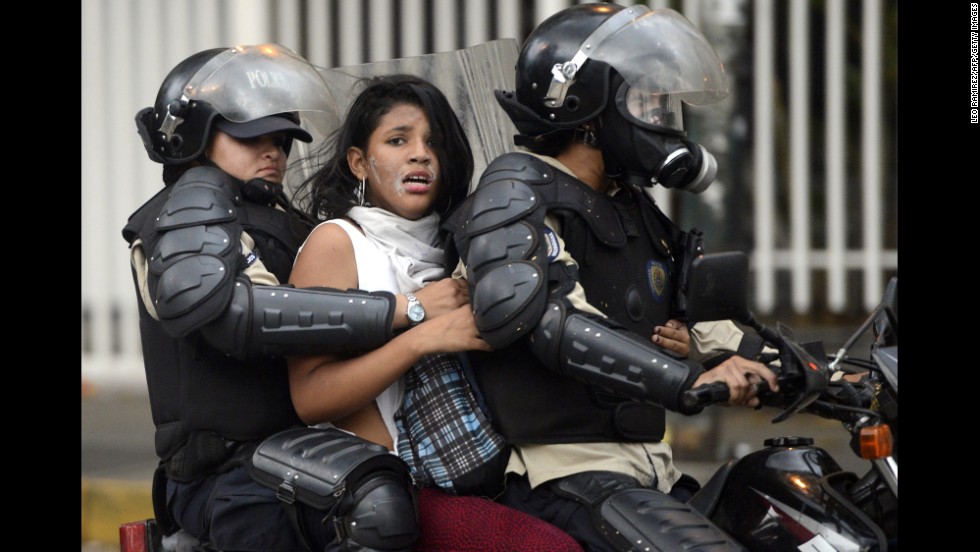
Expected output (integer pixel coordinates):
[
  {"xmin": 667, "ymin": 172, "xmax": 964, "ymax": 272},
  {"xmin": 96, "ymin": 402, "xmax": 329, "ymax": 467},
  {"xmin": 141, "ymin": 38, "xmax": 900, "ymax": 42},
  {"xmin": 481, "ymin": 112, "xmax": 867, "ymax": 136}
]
[
  {"xmin": 200, "ymin": 277, "xmax": 395, "ymax": 360},
  {"xmin": 528, "ymin": 300, "xmax": 704, "ymax": 412}
]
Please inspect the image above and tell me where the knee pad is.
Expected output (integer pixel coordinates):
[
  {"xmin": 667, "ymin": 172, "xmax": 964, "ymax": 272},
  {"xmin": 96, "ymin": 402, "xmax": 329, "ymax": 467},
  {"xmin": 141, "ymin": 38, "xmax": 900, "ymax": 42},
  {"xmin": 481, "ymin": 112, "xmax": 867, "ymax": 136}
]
[
  {"xmin": 598, "ymin": 487, "xmax": 744, "ymax": 551},
  {"xmin": 335, "ymin": 470, "xmax": 419, "ymax": 552},
  {"xmin": 552, "ymin": 472, "xmax": 743, "ymax": 551},
  {"xmin": 249, "ymin": 427, "xmax": 419, "ymax": 552}
]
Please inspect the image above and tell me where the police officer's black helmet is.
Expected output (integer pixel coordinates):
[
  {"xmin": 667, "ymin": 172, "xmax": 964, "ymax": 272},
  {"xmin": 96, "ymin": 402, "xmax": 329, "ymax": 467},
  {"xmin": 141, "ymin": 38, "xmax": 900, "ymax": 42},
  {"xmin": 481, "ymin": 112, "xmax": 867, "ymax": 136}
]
[
  {"xmin": 136, "ymin": 44, "xmax": 335, "ymax": 166},
  {"xmin": 495, "ymin": 3, "xmax": 620, "ymax": 137},
  {"xmin": 136, "ymin": 48, "xmax": 226, "ymax": 165}
]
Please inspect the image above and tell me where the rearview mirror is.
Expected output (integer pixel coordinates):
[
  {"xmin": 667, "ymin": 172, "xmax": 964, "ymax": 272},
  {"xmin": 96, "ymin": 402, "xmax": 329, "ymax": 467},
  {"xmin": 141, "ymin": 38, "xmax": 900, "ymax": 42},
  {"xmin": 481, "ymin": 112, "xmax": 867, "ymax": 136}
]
[{"xmin": 685, "ymin": 252, "xmax": 751, "ymax": 324}]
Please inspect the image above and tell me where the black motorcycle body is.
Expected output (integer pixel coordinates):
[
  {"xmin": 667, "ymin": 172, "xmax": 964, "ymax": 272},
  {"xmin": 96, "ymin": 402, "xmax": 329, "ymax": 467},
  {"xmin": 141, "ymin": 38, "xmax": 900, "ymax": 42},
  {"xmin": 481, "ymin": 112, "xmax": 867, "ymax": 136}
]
[
  {"xmin": 691, "ymin": 440, "xmax": 888, "ymax": 550},
  {"xmin": 682, "ymin": 252, "xmax": 898, "ymax": 551}
]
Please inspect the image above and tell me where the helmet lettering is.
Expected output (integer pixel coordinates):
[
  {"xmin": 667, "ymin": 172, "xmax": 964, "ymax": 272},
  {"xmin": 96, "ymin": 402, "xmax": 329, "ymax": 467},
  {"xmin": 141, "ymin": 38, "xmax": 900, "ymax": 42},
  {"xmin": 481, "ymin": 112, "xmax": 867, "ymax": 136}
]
[{"xmin": 246, "ymin": 70, "xmax": 288, "ymax": 90}]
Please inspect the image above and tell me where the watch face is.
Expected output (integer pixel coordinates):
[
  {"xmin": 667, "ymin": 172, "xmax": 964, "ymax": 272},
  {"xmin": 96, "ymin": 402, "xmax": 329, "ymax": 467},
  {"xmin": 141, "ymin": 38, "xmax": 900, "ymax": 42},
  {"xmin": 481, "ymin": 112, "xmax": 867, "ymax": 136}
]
[{"xmin": 408, "ymin": 303, "xmax": 425, "ymax": 322}]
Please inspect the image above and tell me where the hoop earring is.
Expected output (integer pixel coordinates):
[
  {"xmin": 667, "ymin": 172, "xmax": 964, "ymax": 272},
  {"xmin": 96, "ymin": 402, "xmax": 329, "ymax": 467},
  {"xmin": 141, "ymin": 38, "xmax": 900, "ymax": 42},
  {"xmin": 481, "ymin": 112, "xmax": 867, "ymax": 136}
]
[{"xmin": 356, "ymin": 177, "xmax": 366, "ymax": 206}]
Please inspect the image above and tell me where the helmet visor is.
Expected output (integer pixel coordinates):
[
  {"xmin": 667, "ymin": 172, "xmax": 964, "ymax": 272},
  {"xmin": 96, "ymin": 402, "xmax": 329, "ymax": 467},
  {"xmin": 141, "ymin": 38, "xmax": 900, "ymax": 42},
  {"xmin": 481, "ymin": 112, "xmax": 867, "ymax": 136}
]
[
  {"xmin": 182, "ymin": 43, "xmax": 341, "ymax": 142},
  {"xmin": 590, "ymin": 9, "xmax": 728, "ymax": 105}
]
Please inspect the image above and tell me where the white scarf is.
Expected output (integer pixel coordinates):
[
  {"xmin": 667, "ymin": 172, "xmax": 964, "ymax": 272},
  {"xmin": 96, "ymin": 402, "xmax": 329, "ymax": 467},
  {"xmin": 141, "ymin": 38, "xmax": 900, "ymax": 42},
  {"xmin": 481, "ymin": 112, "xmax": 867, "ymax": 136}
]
[{"xmin": 346, "ymin": 206, "xmax": 445, "ymax": 292}]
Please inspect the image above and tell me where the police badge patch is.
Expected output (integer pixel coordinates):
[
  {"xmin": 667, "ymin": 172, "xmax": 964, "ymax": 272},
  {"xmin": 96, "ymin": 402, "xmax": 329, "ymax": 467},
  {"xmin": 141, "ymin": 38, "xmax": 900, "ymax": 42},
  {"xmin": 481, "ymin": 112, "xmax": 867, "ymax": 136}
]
[
  {"xmin": 646, "ymin": 260, "xmax": 668, "ymax": 302},
  {"xmin": 543, "ymin": 227, "xmax": 561, "ymax": 262}
]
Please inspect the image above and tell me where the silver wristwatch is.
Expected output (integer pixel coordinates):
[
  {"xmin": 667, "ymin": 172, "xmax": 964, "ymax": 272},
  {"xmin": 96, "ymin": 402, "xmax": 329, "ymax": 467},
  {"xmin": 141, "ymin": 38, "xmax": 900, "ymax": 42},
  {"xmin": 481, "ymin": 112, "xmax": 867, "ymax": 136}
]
[{"xmin": 405, "ymin": 292, "xmax": 425, "ymax": 326}]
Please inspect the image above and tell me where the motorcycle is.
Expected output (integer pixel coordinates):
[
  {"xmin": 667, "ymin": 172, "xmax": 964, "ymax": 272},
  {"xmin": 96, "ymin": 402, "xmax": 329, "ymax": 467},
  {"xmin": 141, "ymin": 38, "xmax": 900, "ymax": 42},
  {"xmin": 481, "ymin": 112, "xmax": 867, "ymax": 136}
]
[
  {"xmin": 119, "ymin": 252, "xmax": 897, "ymax": 552},
  {"xmin": 680, "ymin": 252, "xmax": 898, "ymax": 551}
]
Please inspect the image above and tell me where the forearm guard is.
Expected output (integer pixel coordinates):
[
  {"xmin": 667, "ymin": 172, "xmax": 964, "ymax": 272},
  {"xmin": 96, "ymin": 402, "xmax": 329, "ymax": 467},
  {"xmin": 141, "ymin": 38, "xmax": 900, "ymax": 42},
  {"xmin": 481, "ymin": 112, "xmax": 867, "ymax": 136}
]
[
  {"xmin": 200, "ymin": 277, "xmax": 395, "ymax": 360},
  {"xmin": 528, "ymin": 300, "xmax": 704, "ymax": 412}
]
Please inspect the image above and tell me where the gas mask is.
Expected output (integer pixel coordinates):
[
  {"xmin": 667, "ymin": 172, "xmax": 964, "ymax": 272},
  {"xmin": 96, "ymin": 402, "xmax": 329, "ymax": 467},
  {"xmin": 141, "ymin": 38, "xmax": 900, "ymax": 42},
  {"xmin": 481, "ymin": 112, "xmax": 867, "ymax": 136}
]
[{"xmin": 597, "ymin": 77, "xmax": 717, "ymax": 193}]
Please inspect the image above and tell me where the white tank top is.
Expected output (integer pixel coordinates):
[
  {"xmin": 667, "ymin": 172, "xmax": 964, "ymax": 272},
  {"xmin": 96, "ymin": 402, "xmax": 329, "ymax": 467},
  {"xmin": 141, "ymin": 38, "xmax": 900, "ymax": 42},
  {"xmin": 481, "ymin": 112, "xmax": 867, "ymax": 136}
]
[{"xmin": 299, "ymin": 218, "xmax": 405, "ymax": 449}]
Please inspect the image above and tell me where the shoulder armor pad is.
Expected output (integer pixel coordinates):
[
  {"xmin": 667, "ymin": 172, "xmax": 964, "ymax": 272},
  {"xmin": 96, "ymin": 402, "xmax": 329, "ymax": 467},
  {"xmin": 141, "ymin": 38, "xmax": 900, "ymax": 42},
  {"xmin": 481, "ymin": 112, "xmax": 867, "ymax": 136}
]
[
  {"xmin": 483, "ymin": 152, "xmax": 626, "ymax": 248},
  {"xmin": 146, "ymin": 167, "xmax": 246, "ymax": 337},
  {"xmin": 156, "ymin": 166, "xmax": 243, "ymax": 231},
  {"xmin": 465, "ymin": 179, "xmax": 540, "ymax": 236},
  {"xmin": 479, "ymin": 152, "xmax": 557, "ymax": 188},
  {"xmin": 442, "ymin": 152, "xmax": 552, "ymax": 237}
]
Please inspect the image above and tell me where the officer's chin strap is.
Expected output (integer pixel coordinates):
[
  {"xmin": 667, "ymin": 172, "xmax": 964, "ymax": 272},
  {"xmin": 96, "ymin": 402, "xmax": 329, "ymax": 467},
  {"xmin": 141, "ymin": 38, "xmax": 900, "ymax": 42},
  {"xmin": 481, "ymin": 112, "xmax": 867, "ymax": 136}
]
[
  {"xmin": 571, "ymin": 125, "xmax": 599, "ymax": 148},
  {"xmin": 197, "ymin": 155, "xmax": 283, "ymax": 206},
  {"xmin": 513, "ymin": 123, "xmax": 600, "ymax": 150},
  {"xmin": 240, "ymin": 177, "xmax": 284, "ymax": 206}
]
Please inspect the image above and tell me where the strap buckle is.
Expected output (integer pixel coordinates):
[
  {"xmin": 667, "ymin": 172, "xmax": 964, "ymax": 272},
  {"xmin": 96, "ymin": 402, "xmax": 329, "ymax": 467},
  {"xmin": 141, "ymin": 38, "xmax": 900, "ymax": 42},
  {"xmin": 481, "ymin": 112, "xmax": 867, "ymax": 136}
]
[{"xmin": 276, "ymin": 478, "xmax": 297, "ymax": 505}]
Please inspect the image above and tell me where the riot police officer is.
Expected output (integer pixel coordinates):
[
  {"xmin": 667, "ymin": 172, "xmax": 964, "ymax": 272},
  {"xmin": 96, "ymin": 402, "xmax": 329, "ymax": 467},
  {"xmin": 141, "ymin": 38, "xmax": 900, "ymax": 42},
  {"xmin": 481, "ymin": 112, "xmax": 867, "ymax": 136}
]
[
  {"xmin": 444, "ymin": 4, "xmax": 778, "ymax": 551},
  {"xmin": 123, "ymin": 44, "xmax": 418, "ymax": 551}
]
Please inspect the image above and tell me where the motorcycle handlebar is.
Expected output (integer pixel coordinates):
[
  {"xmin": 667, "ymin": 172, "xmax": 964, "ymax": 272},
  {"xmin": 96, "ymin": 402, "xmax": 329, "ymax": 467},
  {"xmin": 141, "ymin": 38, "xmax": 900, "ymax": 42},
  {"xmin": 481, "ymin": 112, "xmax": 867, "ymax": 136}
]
[{"xmin": 680, "ymin": 380, "xmax": 773, "ymax": 415}]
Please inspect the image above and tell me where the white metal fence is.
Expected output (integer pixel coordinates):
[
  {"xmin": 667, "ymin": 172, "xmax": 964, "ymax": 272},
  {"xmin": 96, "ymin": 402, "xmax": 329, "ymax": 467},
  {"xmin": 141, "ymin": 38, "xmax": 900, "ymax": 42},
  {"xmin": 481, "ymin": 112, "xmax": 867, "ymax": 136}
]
[{"xmin": 81, "ymin": 0, "xmax": 898, "ymax": 388}]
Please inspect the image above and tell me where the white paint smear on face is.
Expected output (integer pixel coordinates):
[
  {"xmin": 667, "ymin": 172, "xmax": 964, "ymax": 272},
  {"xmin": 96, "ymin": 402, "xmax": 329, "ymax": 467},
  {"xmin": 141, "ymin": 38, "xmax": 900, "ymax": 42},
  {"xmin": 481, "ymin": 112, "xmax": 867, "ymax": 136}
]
[{"xmin": 368, "ymin": 156, "xmax": 406, "ymax": 197}]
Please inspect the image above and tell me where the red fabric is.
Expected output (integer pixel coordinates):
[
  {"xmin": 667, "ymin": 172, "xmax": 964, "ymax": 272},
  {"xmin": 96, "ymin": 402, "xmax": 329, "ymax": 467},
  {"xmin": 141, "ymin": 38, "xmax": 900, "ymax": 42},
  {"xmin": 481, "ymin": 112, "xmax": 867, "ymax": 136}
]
[{"xmin": 415, "ymin": 487, "xmax": 583, "ymax": 552}]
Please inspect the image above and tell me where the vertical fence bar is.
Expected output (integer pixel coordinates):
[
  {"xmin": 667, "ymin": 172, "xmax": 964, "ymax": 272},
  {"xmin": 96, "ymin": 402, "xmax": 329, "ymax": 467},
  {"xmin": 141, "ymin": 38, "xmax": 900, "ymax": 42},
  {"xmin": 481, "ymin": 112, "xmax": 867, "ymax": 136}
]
[
  {"xmin": 496, "ymin": 0, "xmax": 522, "ymax": 41},
  {"xmin": 400, "ymin": 0, "xmax": 426, "ymax": 57},
  {"xmin": 464, "ymin": 0, "xmax": 489, "ymax": 47},
  {"xmin": 753, "ymin": 0, "xmax": 775, "ymax": 314},
  {"xmin": 369, "ymin": 0, "xmax": 396, "ymax": 62},
  {"xmin": 305, "ymin": 0, "xmax": 332, "ymax": 68},
  {"xmin": 339, "ymin": 1, "xmax": 364, "ymax": 65},
  {"xmin": 106, "ymin": 0, "xmax": 137, "ymax": 373},
  {"xmin": 433, "ymin": 0, "xmax": 458, "ymax": 53},
  {"xmin": 789, "ymin": 0, "xmax": 811, "ymax": 312},
  {"xmin": 227, "ymin": 0, "xmax": 271, "ymax": 45},
  {"xmin": 114, "ymin": 0, "xmax": 146, "ymax": 367},
  {"xmin": 82, "ymin": 0, "xmax": 109, "ymax": 382},
  {"xmin": 191, "ymin": 0, "xmax": 223, "ymax": 50},
  {"xmin": 162, "ymin": 2, "xmax": 193, "ymax": 69},
  {"xmin": 862, "ymin": 0, "xmax": 884, "ymax": 311},
  {"xmin": 535, "ymin": 0, "xmax": 567, "ymax": 26},
  {"xmin": 274, "ymin": 0, "xmax": 303, "ymax": 53},
  {"xmin": 826, "ymin": 0, "xmax": 847, "ymax": 312}
]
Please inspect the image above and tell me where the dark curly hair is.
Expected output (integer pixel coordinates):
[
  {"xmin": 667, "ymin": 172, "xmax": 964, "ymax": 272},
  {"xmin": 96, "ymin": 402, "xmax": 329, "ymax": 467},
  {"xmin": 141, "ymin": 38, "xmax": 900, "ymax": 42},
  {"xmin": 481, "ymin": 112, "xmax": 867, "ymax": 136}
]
[{"xmin": 295, "ymin": 74, "xmax": 474, "ymax": 222}]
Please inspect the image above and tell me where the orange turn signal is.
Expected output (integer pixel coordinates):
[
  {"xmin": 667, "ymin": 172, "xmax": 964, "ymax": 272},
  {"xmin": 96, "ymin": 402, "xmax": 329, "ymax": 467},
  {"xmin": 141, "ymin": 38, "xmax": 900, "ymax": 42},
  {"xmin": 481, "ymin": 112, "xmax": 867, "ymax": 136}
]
[{"xmin": 858, "ymin": 424, "xmax": 893, "ymax": 459}]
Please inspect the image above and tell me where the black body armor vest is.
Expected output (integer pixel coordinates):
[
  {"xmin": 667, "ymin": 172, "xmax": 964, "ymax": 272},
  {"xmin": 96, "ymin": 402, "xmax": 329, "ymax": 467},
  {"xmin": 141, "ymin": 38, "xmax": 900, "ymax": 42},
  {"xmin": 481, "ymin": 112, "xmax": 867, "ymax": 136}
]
[
  {"xmin": 123, "ymin": 183, "xmax": 309, "ymax": 475},
  {"xmin": 465, "ymin": 155, "xmax": 688, "ymax": 444}
]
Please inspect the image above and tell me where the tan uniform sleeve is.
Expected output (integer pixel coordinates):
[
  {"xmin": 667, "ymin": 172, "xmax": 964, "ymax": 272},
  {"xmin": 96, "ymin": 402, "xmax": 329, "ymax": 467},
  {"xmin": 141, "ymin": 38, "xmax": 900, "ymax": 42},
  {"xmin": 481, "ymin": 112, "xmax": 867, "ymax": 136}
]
[
  {"xmin": 239, "ymin": 230, "xmax": 280, "ymax": 286},
  {"xmin": 543, "ymin": 214, "xmax": 605, "ymax": 317},
  {"xmin": 689, "ymin": 320, "xmax": 745, "ymax": 362},
  {"xmin": 129, "ymin": 239, "xmax": 159, "ymax": 320}
]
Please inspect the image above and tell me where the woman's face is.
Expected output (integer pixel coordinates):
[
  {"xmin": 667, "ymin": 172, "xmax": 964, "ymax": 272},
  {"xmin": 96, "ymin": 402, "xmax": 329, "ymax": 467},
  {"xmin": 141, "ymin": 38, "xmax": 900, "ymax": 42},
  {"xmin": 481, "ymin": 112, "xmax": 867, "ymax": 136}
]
[
  {"xmin": 206, "ymin": 130, "xmax": 289, "ymax": 183},
  {"xmin": 348, "ymin": 103, "xmax": 441, "ymax": 220}
]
